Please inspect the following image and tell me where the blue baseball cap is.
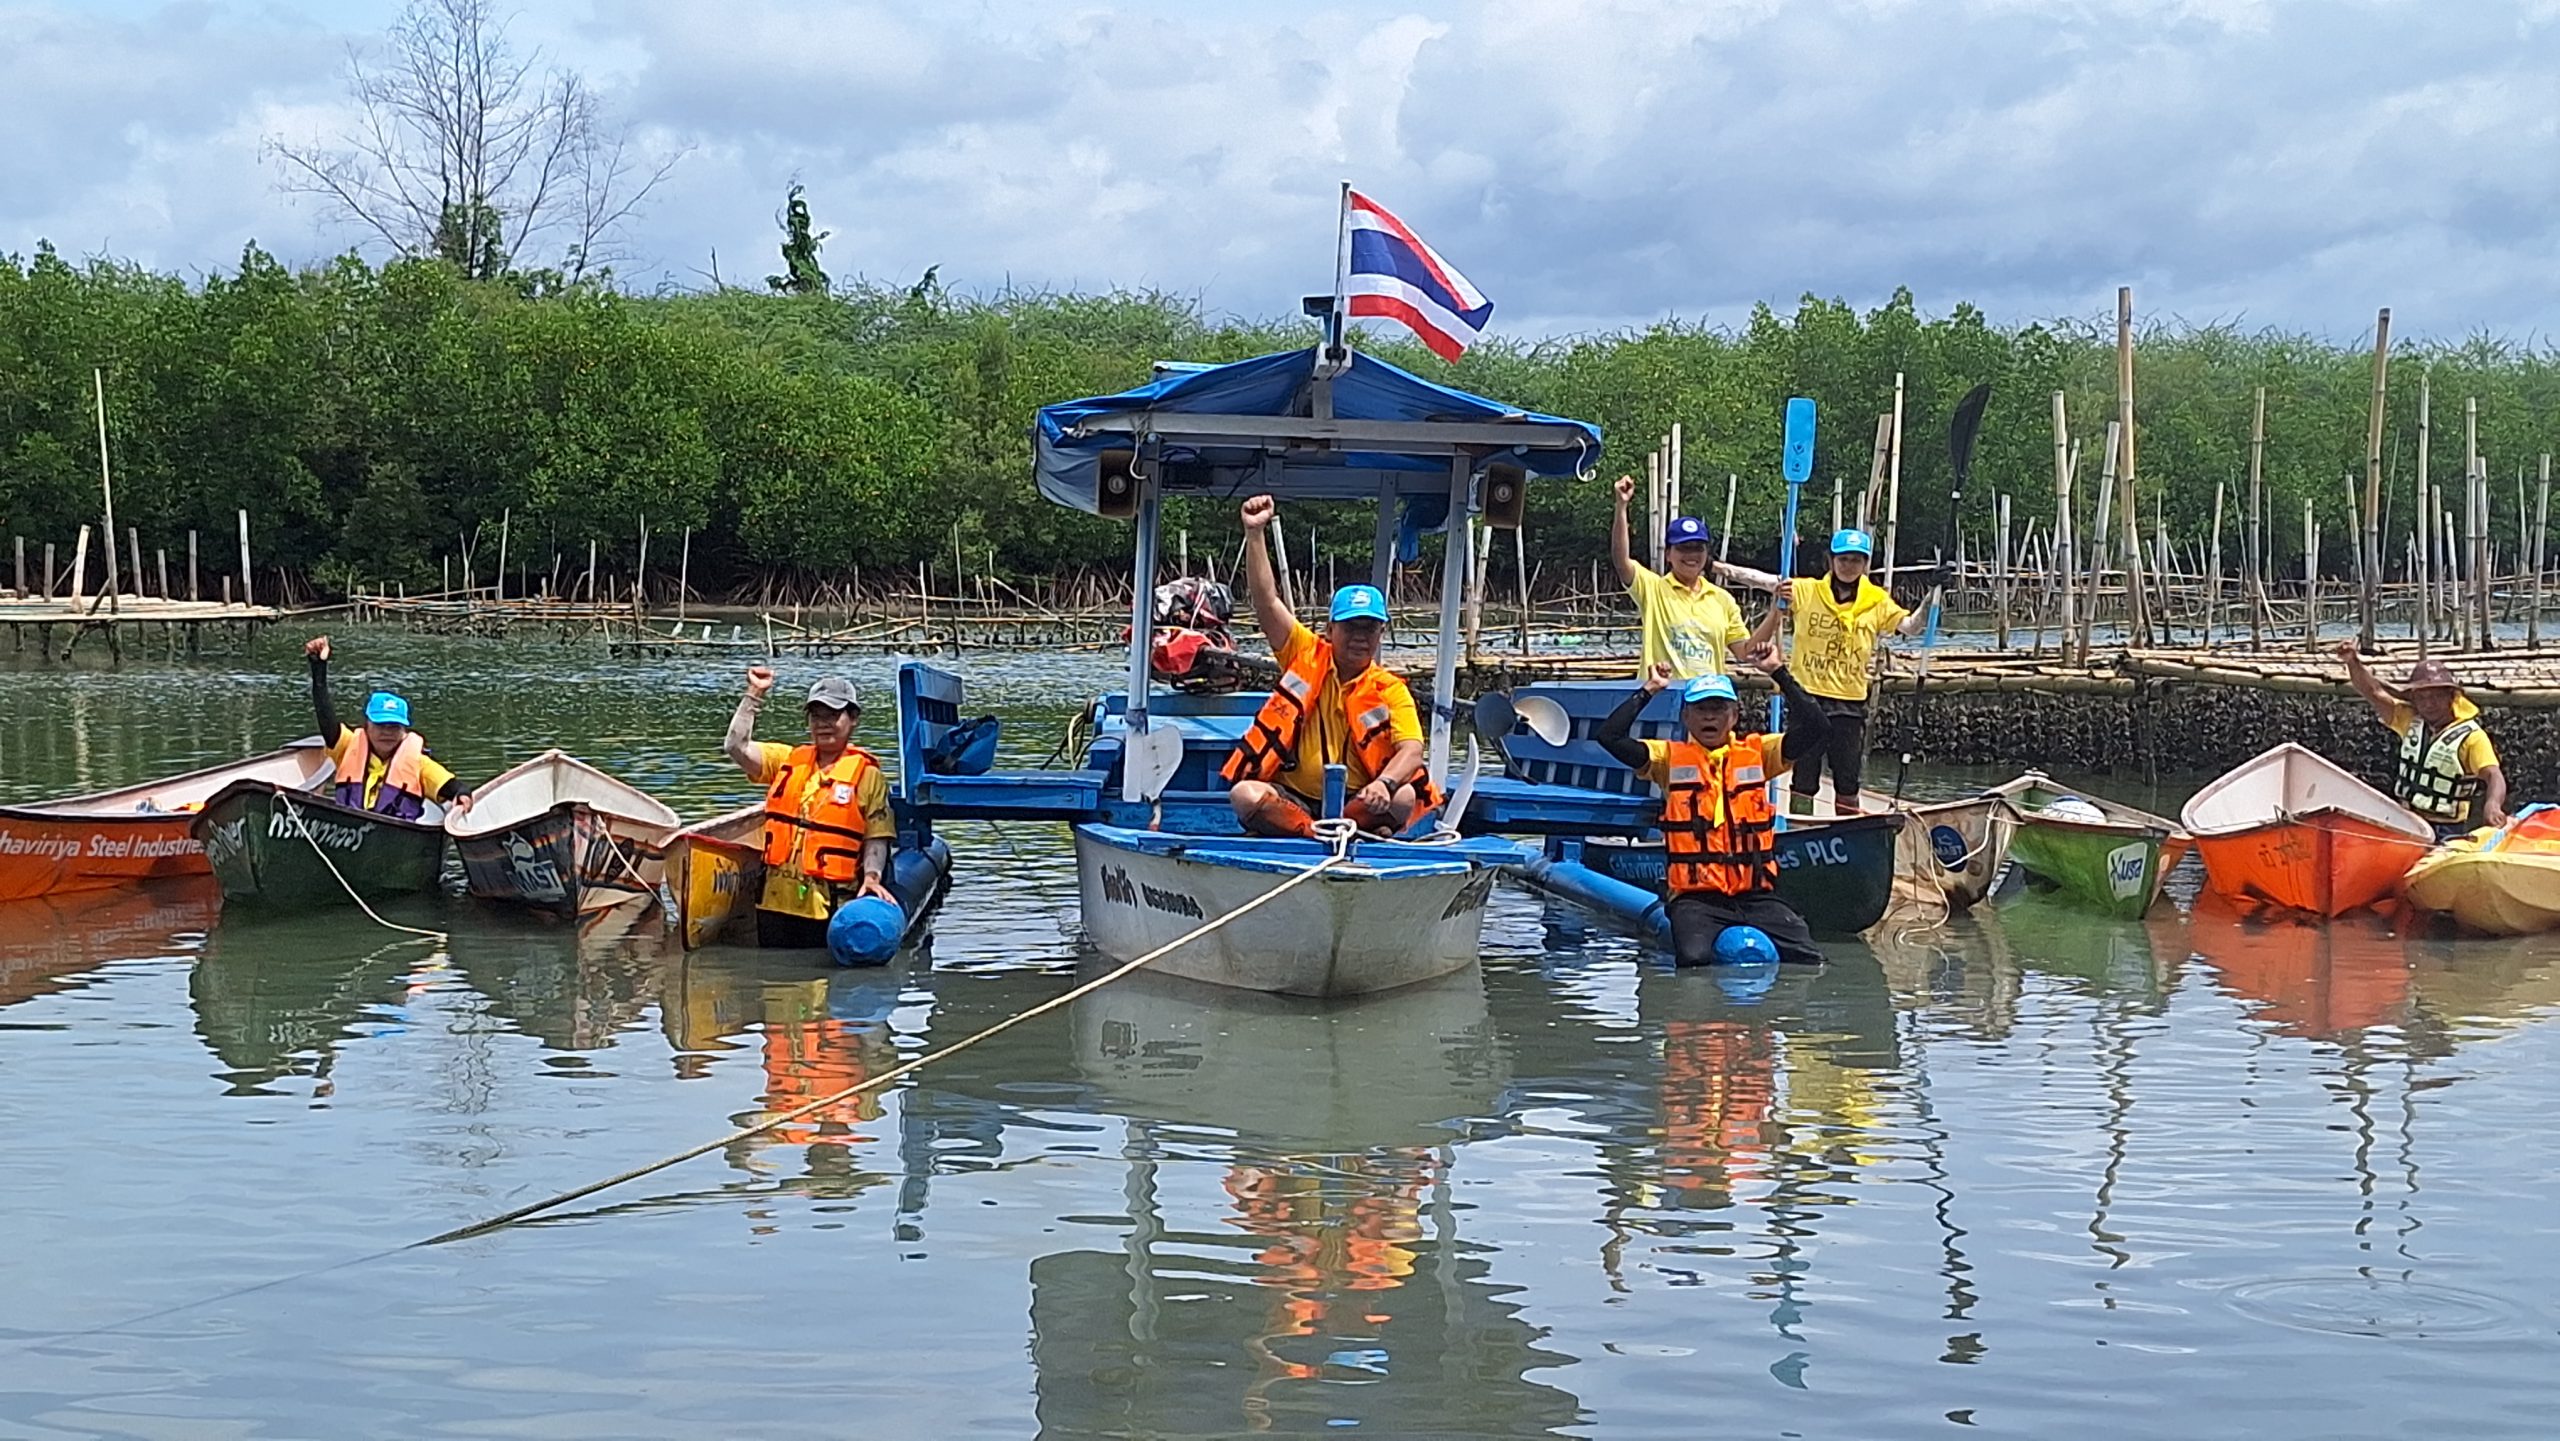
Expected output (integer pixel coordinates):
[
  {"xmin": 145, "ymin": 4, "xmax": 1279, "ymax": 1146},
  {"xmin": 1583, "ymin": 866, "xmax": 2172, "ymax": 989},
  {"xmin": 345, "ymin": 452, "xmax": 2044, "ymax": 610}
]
[
  {"xmin": 1329, "ymin": 584, "xmax": 1389, "ymax": 624},
  {"xmin": 363, "ymin": 691, "xmax": 411, "ymax": 726},
  {"xmin": 1664, "ymin": 516, "xmax": 1713, "ymax": 549},
  {"xmin": 1830, "ymin": 527, "xmax": 1875, "ymax": 557},
  {"xmin": 1680, "ymin": 675, "xmax": 1739, "ymax": 705}
]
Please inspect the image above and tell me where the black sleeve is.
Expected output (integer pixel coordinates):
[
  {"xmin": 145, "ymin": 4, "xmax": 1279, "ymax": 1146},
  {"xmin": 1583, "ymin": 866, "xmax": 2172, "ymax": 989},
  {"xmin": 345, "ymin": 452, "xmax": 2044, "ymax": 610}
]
[
  {"xmin": 1593, "ymin": 687, "xmax": 1653, "ymax": 771},
  {"xmin": 433, "ymin": 773, "xmax": 470, "ymax": 803},
  {"xmin": 1771, "ymin": 666, "xmax": 1828, "ymax": 745},
  {"xmin": 309, "ymin": 656, "xmax": 341, "ymax": 741}
]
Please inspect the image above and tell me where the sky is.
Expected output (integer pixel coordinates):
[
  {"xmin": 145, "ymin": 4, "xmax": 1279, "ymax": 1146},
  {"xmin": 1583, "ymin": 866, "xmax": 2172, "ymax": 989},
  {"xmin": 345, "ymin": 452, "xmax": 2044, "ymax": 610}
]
[{"xmin": 9, "ymin": 0, "xmax": 2560, "ymax": 344}]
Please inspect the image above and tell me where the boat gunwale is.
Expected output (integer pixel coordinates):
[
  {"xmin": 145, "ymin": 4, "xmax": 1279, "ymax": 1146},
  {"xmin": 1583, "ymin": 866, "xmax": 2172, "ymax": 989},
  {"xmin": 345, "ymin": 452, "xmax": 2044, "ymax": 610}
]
[{"xmin": 1, "ymin": 739, "xmax": 333, "ymax": 821}]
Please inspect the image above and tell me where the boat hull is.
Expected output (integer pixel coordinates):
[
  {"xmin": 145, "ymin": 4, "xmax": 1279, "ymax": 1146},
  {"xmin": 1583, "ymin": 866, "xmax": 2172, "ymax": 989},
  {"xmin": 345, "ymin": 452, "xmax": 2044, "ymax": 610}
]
[
  {"xmin": 193, "ymin": 782, "xmax": 448, "ymax": 908},
  {"xmin": 2191, "ymin": 813, "xmax": 2430, "ymax": 918},
  {"xmin": 1570, "ymin": 812, "xmax": 1904, "ymax": 938},
  {"xmin": 2402, "ymin": 848, "xmax": 2560, "ymax": 935},
  {"xmin": 667, "ymin": 806, "xmax": 764, "ymax": 949},
  {"xmin": 0, "ymin": 744, "xmax": 332, "ymax": 902},
  {"xmin": 455, "ymin": 805, "xmax": 669, "ymax": 918},
  {"xmin": 1072, "ymin": 826, "xmax": 1501, "ymax": 998}
]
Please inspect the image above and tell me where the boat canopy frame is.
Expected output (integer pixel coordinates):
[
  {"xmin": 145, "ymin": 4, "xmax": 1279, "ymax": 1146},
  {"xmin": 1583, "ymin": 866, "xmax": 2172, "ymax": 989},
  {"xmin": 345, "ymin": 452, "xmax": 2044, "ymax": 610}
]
[{"xmin": 1030, "ymin": 345, "xmax": 1606, "ymax": 806}]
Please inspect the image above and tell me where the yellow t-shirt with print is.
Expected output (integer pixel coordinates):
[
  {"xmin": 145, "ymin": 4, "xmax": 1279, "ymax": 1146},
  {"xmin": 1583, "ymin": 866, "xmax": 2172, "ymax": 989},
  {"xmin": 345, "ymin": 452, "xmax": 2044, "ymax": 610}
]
[
  {"xmin": 1787, "ymin": 577, "xmax": 1911, "ymax": 702},
  {"xmin": 1271, "ymin": 622, "xmax": 1423, "ymax": 800},
  {"xmin": 747, "ymin": 741, "xmax": 894, "ymax": 919},
  {"xmin": 1628, "ymin": 563, "xmax": 1749, "ymax": 679},
  {"xmin": 2381, "ymin": 696, "xmax": 2499, "ymax": 775}
]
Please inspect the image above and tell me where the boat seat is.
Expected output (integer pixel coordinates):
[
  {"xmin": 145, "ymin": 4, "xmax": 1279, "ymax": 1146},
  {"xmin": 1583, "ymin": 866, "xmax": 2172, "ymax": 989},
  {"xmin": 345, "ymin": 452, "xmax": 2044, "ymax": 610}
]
[
  {"xmin": 1466, "ymin": 777, "xmax": 1657, "ymax": 836},
  {"xmin": 907, "ymin": 768, "xmax": 1112, "ymax": 821}
]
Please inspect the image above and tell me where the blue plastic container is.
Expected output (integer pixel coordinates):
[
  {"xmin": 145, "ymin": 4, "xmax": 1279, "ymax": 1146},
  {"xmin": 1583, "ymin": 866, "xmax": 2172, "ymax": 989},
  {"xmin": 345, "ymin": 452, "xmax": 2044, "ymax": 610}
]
[{"xmin": 825, "ymin": 837, "xmax": 953, "ymax": 967}]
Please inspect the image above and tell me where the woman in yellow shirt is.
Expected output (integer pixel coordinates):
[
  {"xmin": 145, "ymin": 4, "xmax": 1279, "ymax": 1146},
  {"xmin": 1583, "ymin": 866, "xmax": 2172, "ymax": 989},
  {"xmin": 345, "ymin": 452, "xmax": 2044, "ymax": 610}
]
[
  {"xmin": 1719, "ymin": 528, "xmax": 1935, "ymax": 813},
  {"xmin": 1609, "ymin": 474, "xmax": 1755, "ymax": 679}
]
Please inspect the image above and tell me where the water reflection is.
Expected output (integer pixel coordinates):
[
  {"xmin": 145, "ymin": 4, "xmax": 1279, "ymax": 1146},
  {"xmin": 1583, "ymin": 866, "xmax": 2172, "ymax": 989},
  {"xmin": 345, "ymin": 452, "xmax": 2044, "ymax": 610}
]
[
  {"xmin": 1030, "ymin": 967, "xmax": 1583, "ymax": 1438},
  {"xmin": 662, "ymin": 947, "xmax": 911, "ymax": 1196},
  {"xmin": 188, "ymin": 910, "xmax": 435, "ymax": 1096},
  {"xmin": 2188, "ymin": 899, "xmax": 2411, "ymax": 1040},
  {"xmin": 0, "ymin": 880, "xmax": 217, "ymax": 1012}
]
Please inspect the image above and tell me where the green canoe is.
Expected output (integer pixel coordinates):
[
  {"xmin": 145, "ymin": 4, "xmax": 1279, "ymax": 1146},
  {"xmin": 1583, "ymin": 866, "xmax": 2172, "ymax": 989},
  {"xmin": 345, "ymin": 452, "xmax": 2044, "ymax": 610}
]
[
  {"xmin": 192, "ymin": 780, "xmax": 448, "ymax": 909},
  {"xmin": 2001, "ymin": 773, "xmax": 2179, "ymax": 920}
]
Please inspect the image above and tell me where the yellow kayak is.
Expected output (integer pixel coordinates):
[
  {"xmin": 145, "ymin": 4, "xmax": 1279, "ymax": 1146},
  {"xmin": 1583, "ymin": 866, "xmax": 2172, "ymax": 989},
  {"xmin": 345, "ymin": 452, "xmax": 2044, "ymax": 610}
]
[{"xmin": 2402, "ymin": 809, "xmax": 2560, "ymax": 935}]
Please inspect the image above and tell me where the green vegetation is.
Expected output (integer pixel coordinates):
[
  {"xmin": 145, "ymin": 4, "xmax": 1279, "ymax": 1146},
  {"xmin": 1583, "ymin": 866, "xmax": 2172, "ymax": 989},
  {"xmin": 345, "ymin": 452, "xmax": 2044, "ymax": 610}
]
[{"xmin": 4, "ymin": 239, "xmax": 2558, "ymax": 598}]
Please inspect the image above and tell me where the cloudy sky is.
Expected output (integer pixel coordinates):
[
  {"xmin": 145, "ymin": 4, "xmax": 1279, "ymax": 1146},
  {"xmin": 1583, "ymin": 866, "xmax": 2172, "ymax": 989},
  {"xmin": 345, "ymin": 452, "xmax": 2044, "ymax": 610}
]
[{"xmin": 11, "ymin": 0, "xmax": 2560, "ymax": 342}]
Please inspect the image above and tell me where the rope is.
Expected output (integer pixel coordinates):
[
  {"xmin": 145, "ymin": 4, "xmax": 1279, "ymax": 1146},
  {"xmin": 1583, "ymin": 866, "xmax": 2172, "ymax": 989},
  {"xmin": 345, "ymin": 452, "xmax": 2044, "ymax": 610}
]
[
  {"xmin": 416, "ymin": 845, "xmax": 1354, "ymax": 1247},
  {"xmin": 277, "ymin": 793, "xmax": 448, "ymax": 945}
]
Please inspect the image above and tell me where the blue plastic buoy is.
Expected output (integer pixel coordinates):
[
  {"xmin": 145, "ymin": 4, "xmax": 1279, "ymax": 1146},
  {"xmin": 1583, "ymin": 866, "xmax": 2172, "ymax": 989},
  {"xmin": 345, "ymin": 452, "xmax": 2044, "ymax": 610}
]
[
  {"xmin": 828, "ymin": 895, "xmax": 907, "ymax": 967},
  {"xmin": 1715, "ymin": 925, "xmax": 1779, "ymax": 967}
]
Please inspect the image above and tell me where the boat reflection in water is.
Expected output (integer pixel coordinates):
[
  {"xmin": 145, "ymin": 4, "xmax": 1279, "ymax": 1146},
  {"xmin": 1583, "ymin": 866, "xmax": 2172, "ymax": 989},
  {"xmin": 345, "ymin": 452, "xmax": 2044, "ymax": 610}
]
[
  {"xmin": 188, "ymin": 904, "xmax": 442, "ymax": 1097},
  {"xmin": 2187, "ymin": 896, "xmax": 2411, "ymax": 1040},
  {"xmin": 663, "ymin": 945, "xmax": 911, "ymax": 1199},
  {"xmin": 0, "ymin": 878, "xmax": 220, "ymax": 1012},
  {"xmin": 1033, "ymin": 967, "xmax": 1582, "ymax": 1437}
]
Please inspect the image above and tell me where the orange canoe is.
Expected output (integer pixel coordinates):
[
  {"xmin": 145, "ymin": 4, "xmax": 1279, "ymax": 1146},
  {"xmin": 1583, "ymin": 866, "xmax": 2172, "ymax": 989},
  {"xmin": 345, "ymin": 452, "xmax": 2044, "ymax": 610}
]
[
  {"xmin": 2179, "ymin": 743, "xmax": 2434, "ymax": 917},
  {"xmin": 0, "ymin": 744, "xmax": 333, "ymax": 902}
]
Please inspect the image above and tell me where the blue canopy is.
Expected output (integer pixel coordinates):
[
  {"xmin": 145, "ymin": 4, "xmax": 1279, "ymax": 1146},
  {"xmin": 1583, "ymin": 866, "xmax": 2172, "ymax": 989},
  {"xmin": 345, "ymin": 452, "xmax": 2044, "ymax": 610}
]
[{"xmin": 1034, "ymin": 347, "xmax": 1603, "ymax": 513}]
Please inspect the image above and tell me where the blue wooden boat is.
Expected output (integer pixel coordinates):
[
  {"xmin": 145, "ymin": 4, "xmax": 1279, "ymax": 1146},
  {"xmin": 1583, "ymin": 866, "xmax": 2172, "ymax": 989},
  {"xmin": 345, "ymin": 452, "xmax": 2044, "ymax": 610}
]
[
  {"xmin": 1467, "ymin": 681, "xmax": 1906, "ymax": 942},
  {"xmin": 895, "ymin": 342, "xmax": 1598, "ymax": 997}
]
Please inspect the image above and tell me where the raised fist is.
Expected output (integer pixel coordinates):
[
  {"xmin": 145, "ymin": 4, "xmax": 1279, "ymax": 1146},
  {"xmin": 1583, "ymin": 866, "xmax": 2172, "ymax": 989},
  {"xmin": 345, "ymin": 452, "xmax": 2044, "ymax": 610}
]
[
  {"xmin": 304, "ymin": 636, "xmax": 330, "ymax": 661},
  {"xmin": 1240, "ymin": 494, "xmax": 1276, "ymax": 533},
  {"xmin": 745, "ymin": 665, "xmax": 776, "ymax": 698}
]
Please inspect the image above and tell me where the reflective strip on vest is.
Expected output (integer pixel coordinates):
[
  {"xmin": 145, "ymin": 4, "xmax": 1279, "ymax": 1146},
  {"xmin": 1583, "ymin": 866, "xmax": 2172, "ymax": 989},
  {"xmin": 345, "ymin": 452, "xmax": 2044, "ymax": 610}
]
[
  {"xmin": 2394, "ymin": 718, "xmax": 2483, "ymax": 821},
  {"xmin": 1660, "ymin": 737, "xmax": 1778, "ymax": 896},
  {"xmin": 762, "ymin": 746, "xmax": 880, "ymax": 885}
]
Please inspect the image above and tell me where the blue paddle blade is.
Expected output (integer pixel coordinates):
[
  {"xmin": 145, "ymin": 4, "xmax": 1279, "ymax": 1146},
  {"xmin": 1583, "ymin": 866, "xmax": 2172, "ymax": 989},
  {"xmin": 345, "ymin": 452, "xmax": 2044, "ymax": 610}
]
[{"xmin": 1782, "ymin": 397, "xmax": 1817, "ymax": 485}]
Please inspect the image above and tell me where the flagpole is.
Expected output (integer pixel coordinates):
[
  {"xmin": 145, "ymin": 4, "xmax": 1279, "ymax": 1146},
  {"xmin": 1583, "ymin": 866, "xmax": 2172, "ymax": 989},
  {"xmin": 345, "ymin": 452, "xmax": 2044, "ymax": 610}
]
[{"xmin": 1330, "ymin": 180, "xmax": 1352, "ymax": 362}]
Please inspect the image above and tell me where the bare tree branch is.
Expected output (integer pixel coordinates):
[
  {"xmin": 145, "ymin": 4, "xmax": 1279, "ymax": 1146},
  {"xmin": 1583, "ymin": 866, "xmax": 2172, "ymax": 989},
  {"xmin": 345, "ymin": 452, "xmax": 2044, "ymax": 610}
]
[{"xmin": 266, "ymin": 0, "xmax": 677, "ymax": 281}]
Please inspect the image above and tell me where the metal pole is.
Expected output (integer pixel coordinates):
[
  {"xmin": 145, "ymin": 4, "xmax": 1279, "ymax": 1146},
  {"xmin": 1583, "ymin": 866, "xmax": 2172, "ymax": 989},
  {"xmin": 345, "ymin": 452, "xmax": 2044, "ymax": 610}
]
[
  {"xmin": 1425, "ymin": 455, "xmax": 1471, "ymax": 786},
  {"xmin": 1120, "ymin": 473, "xmax": 1162, "ymax": 804}
]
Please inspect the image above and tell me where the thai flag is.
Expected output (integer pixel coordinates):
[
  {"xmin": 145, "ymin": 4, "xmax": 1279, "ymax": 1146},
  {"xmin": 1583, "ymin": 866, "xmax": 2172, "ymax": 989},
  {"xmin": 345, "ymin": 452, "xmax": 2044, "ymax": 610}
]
[{"xmin": 1344, "ymin": 190, "xmax": 1493, "ymax": 362}]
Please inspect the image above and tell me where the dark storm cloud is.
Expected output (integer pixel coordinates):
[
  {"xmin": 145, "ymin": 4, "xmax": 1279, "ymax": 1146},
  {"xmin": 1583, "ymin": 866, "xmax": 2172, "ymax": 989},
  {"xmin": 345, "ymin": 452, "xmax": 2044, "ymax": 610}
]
[{"xmin": 8, "ymin": 0, "xmax": 2558, "ymax": 340}]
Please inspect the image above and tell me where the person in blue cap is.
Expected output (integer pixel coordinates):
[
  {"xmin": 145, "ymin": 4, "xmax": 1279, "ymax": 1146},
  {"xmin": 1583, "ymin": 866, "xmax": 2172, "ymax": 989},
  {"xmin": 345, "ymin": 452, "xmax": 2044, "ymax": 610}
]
[
  {"xmin": 1222, "ymin": 494, "xmax": 1436, "ymax": 837},
  {"xmin": 1610, "ymin": 474, "xmax": 1756, "ymax": 679},
  {"xmin": 1721, "ymin": 527, "xmax": 1936, "ymax": 815},
  {"xmin": 301, "ymin": 636, "xmax": 470, "ymax": 819},
  {"xmin": 1593, "ymin": 654, "xmax": 1830, "ymax": 966}
]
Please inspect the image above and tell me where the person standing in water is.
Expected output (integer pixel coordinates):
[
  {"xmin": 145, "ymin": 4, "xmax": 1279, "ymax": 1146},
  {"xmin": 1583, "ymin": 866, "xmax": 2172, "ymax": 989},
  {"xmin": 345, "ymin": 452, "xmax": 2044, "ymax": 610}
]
[
  {"xmin": 725, "ymin": 667, "xmax": 897, "ymax": 949},
  {"xmin": 1594, "ymin": 654, "xmax": 1832, "ymax": 966},
  {"xmin": 1610, "ymin": 474, "xmax": 1757, "ymax": 679},
  {"xmin": 1718, "ymin": 528, "xmax": 1936, "ymax": 814}
]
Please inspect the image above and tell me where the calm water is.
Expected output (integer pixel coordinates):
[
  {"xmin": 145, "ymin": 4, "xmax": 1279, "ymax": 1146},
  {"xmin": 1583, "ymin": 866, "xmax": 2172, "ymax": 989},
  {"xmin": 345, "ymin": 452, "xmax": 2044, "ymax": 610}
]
[{"xmin": 3, "ymin": 633, "xmax": 2558, "ymax": 1439}]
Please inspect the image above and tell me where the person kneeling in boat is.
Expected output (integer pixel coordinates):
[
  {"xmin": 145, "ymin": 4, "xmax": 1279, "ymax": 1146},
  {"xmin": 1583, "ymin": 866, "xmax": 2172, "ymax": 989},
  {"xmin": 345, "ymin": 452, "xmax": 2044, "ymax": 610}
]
[
  {"xmin": 1595, "ymin": 656, "xmax": 1832, "ymax": 966},
  {"xmin": 302, "ymin": 636, "xmax": 471, "ymax": 819},
  {"xmin": 1223, "ymin": 493, "xmax": 1436, "ymax": 839},
  {"xmin": 2336, "ymin": 643, "xmax": 2510, "ymax": 838},
  {"xmin": 725, "ymin": 667, "xmax": 898, "ymax": 949}
]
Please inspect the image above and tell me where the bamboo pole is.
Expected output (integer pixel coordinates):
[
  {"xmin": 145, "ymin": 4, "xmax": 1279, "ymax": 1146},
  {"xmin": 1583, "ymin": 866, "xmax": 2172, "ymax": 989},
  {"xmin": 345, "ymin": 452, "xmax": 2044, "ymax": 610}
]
[
  {"xmin": 2247, "ymin": 385, "xmax": 2267, "ymax": 648},
  {"xmin": 1668, "ymin": 422, "xmax": 1683, "ymax": 522},
  {"xmin": 237, "ymin": 510, "xmax": 253, "ymax": 609},
  {"xmin": 677, "ymin": 528, "xmax": 693, "ymax": 624},
  {"xmin": 1994, "ymin": 492, "xmax": 2012, "ymax": 648},
  {"xmin": 2207, "ymin": 480, "xmax": 2225, "ymax": 642},
  {"xmin": 496, "ymin": 508, "xmax": 510, "ymax": 602},
  {"xmin": 2467, "ymin": 396, "xmax": 2492, "ymax": 648},
  {"xmin": 2416, "ymin": 373, "xmax": 2433, "ymax": 651},
  {"xmin": 2087, "ymin": 420, "xmax": 2120, "ymax": 655},
  {"xmin": 1882, "ymin": 372, "xmax": 1906, "ymax": 577},
  {"xmin": 12, "ymin": 535, "xmax": 23, "ymax": 596},
  {"xmin": 70, "ymin": 524, "xmax": 89, "ymax": 606},
  {"xmin": 1646, "ymin": 450, "xmax": 1664, "ymax": 571},
  {"xmin": 2115, "ymin": 286, "xmax": 2150, "ymax": 645},
  {"xmin": 2444, "ymin": 505, "xmax": 2465, "ymax": 649},
  {"xmin": 1719, "ymin": 473, "xmax": 1737, "ymax": 560},
  {"xmin": 187, "ymin": 530, "xmax": 199, "ymax": 602},
  {"xmin": 2359, "ymin": 308, "xmax": 2390, "ymax": 648},
  {"xmin": 1861, "ymin": 413, "xmax": 1889, "ymax": 530},
  {"xmin": 2051, "ymin": 391, "xmax": 2079, "ymax": 663},
  {"xmin": 2534, "ymin": 454, "xmax": 2551, "ymax": 648},
  {"xmin": 92, "ymin": 370, "xmax": 121, "ymax": 619},
  {"xmin": 2302, "ymin": 498, "xmax": 2318, "ymax": 652}
]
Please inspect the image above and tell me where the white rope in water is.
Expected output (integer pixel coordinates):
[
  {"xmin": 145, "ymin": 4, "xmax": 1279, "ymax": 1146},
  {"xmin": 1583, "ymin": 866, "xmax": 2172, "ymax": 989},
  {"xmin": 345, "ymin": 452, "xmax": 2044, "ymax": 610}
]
[
  {"xmin": 277, "ymin": 793, "xmax": 449, "ymax": 945},
  {"xmin": 417, "ymin": 844, "xmax": 1355, "ymax": 1246}
]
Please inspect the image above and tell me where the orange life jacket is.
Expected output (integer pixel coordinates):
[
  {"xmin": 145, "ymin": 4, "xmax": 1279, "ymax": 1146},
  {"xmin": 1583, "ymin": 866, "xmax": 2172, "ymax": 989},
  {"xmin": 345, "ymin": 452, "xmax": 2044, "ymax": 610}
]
[
  {"xmin": 333, "ymin": 729, "xmax": 427, "ymax": 819},
  {"xmin": 1219, "ymin": 642, "xmax": 1441, "ymax": 807},
  {"xmin": 761, "ymin": 745, "xmax": 882, "ymax": 886},
  {"xmin": 1660, "ymin": 734, "xmax": 1778, "ymax": 895}
]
